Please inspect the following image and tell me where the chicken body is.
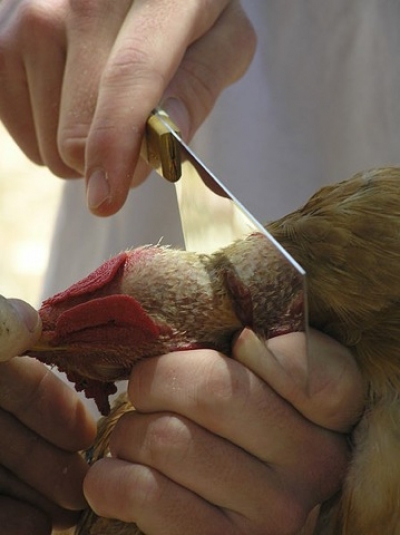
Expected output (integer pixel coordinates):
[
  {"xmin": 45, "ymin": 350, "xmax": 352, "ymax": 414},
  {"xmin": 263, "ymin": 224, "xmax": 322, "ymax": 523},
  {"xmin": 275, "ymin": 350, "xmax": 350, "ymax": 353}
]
[
  {"xmin": 42, "ymin": 167, "xmax": 400, "ymax": 534},
  {"xmin": 270, "ymin": 168, "xmax": 400, "ymax": 534}
]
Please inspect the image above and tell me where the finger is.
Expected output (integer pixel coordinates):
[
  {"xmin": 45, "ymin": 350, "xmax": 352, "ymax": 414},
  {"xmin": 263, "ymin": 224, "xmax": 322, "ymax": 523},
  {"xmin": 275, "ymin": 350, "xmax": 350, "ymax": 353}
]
[
  {"xmin": 128, "ymin": 351, "xmax": 348, "ymax": 472},
  {"xmin": 0, "ymin": 62, "xmax": 41, "ymax": 166},
  {"xmin": 57, "ymin": 0, "xmax": 132, "ymax": 174},
  {"xmin": 0, "ymin": 357, "xmax": 96, "ymax": 451},
  {"xmin": 0, "ymin": 496, "xmax": 51, "ymax": 535},
  {"xmin": 0, "ymin": 298, "xmax": 41, "ymax": 362},
  {"xmin": 22, "ymin": 1, "xmax": 79, "ymax": 178},
  {"xmin": 0, "ymin": 7, "xmax": 42, "ymax": 165},
  {"xmin": 84, "ymin": 0, "xmax": 232, "ymax": 215},
  {"xmin": 233, "ymin": 328, "xmax": 365, "ymax": 432},
  {"xmin": 109, "ymin": 411, "xmax": 275, "ymax": 518},
  {"xmin": 162, "ymin": 1, "xmax": 256, "ymax": 140},
  {"xmin": 85, "ymin": 458, "xmax": 311, "ymax": 535},
  {"xmin": 0, "ymin": 408, "xmax": 89, "ymax": 511},
  {"xmin": 0, "ymin": 0, "xmax": 72, "ymax": 173},
  {"xmin": 0, "ymin": 467, "xmax": 80, "ymax": 531},
  {"xmin": 85, "ymin": 457, "xmax": 235, "ymax": 535},
  {"xmin": 108, "ymin": 411, "xmax": 337, "ymax": 520}
]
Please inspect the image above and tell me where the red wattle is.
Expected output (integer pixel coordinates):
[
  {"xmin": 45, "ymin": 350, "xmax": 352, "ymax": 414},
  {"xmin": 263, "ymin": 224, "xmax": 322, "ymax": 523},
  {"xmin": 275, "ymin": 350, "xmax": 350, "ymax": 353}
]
[{"xmin": 54, "ymin": 294, "xmax": 160, "ymax": 341}]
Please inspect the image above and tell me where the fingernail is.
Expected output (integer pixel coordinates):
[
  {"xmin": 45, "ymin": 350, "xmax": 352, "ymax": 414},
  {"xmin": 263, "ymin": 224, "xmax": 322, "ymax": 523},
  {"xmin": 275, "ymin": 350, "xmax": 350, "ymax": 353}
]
[
  {"xmin": 162, "ymin": 98, "xmax": 190, "ymax": 141},
  {"xmin": 8, "ymin": 299, "xmax": 41, "ymax": 333},
  {"xmin": 87, "ymin": 168, "xmax": 110, "ymax": 211},
  {"xmin": 233, "ymin": 328, "xmax": 268, "ymax": 362}
]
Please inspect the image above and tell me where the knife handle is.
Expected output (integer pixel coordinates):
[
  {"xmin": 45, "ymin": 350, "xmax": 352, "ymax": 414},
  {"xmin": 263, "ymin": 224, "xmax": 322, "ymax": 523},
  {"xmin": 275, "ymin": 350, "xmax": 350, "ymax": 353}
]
[{"xmin": 140, "ymin": 109, "xmax": 182, "ymax": 182}]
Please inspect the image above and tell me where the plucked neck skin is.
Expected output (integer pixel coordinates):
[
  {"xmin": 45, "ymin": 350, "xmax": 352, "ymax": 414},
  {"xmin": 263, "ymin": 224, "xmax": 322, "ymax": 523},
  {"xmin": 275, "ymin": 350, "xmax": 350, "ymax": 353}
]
[
  {"xmin": 122, "ymin": 237, "xmax": 305, "ymax": 338},
  {"xmin": 39, "ymin": 236, "xmax": 305, "ymax": 371},
  {"xmin": 267, "ymin": 167, "xmax": 400, "ymax": 395},
  {"xmin": 119, "ymin": 247, "xmax": 241, "ymax": 347},
  {"xmin": 31, "ymin": 233, "xmax": 305, "ymax": 414}
]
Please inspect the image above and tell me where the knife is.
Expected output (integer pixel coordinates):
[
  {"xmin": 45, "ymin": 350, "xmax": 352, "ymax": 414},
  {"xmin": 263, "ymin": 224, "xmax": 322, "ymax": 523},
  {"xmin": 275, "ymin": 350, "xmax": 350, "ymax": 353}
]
[{"xmin": 141, "ymin": 108, "xmax": 308, "ymax": 330}]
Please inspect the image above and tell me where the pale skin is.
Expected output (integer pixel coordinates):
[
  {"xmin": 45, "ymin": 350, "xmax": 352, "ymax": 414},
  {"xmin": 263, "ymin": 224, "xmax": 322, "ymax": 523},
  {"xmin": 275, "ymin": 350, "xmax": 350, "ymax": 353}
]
[
  {"xmin": 0, "ymin": 297, "xmax": 96, "ymax": 535},
  {"xmin": 85, "ymin": 329, "xmax": 363, "ymax": 535},
  {"xmin": 0, "ymin": 1, "xmax": 365, "ymax": 533},
  {"xmin": 0, "ymin": 0, "xmax": 256, "ymax": 215},
  {"xmin": 0, "ymin": 302, "xmax": 363, "ymax": 534}
]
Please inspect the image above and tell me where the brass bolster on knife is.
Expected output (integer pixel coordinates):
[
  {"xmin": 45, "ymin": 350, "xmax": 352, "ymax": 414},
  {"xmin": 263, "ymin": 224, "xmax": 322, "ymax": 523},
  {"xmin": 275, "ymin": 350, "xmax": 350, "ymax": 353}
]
[{"xmin": 140, "ymin": 110, "xmax": 182, "ymax": 183}]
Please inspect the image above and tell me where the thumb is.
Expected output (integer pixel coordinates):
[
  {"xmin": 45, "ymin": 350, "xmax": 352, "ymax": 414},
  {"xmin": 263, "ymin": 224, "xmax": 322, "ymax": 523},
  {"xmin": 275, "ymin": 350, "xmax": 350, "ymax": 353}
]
[
  {"xmin": 0, "ymin": 297, "xmax": 42, "ymax": 361},
  {"xmin": 232, "ymin": 328, "xmax": 364, "ymax": 433}
]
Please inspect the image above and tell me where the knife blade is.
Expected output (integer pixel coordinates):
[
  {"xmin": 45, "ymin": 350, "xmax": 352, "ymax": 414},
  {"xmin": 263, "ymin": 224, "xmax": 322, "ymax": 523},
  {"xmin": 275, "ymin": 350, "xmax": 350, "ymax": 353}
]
[{"xmin": 141, "ymin": 108, "xmax": 308, "ymax": 331}]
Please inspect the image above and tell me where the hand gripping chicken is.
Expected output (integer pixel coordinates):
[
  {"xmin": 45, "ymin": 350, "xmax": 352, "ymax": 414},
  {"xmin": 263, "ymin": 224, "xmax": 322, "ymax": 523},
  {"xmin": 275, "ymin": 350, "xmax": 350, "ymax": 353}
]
[{"xmin": 30, "ymin": 167, "xmax": 400, "ymax": 534}]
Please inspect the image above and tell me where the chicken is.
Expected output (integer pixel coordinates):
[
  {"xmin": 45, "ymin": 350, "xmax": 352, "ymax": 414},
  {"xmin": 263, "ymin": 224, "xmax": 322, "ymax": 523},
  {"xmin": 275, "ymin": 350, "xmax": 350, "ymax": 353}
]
[
  {"xmin": 35, "ymin": 166, "xmax": 400, "ymax": 534},
  {"xmin": 32, "ymin": 229, "xmax": 303, "ymax": 416}
]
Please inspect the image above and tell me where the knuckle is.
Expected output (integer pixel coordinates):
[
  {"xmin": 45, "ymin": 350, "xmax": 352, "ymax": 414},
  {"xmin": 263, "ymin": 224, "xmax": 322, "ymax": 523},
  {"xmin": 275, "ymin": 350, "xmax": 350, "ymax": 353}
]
[
  {"xmin": 102, "ymin": 41, "xmax": 165, "ymax": 94},
  {"xmin": 106, "ymin": 43, "xmax": 147, "ymax": 79},
  {"xmin": 196, "ymin": 355, "xmax": 242, "ymax": 414},
  {"xmin": 128, "ymin": 465, "xmax": 167, "ymax": 514},
  {"xmin": 68, "ymin": 0, "xmax": 127, "ymax": 19},
  {"xmin": 179, "ymin": 56, "xmax": 218, "ymax": 118},
  {"xmin": 58, "ymin": 94, "xmax": 96, "ymax": 173},
  {"xmin": 68, "ymin": 0, "xmax": 101, "ymax": 15},
  {"xmin": 11, "ymin": 1, "xmax": 63, "ymax": 47},
  {"xmin": 144, "ymin": 414, "xmax": 190, "ymax": 464}
]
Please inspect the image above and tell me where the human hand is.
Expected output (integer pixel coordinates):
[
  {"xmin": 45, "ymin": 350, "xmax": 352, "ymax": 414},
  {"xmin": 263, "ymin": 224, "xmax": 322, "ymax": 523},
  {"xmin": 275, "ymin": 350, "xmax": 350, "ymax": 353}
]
[
  {"xmin": 0, "ymin": 296, "xmax": 41, "ymax": 362},
  {"xmin": 0, "ymin": 0, "xmax": 256, "ymax": 216},
  {"xmin": 0, "ymin": 296, "xmax": 96, "ymax": 534},
  {"xmin": 84, "ymin": 329, "xmax": 364, "ymax": 534}
]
